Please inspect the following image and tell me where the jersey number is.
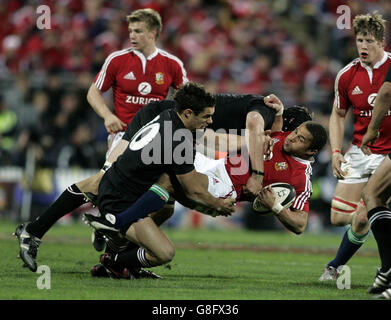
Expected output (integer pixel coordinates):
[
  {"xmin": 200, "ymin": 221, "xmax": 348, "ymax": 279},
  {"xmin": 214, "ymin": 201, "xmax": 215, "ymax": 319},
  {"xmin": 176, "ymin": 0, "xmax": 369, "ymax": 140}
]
[{"xmin": 129, "ymin": 122, "xmax": 160, "ymax": 151}]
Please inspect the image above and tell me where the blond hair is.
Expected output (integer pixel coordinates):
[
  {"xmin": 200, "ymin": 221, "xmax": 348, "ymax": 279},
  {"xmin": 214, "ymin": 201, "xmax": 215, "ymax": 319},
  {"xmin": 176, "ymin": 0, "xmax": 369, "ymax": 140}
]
[
  {"xmin": 353, "ymin": 12, "xmax": 386, "ymax": 41},
  {"xmin": 126, "ymin": 8, "xmax": 162, "ymax": 39}
]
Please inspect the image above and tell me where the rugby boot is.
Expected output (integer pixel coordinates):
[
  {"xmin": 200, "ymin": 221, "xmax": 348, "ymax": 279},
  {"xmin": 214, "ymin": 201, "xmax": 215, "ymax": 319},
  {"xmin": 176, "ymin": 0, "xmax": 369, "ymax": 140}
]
[
  {"xmin": 99, "ymin": 253, "xmax": 133, "ymax": 279},
  {"xmin": 373, "ymin": 288, "xmax": 391, "ymax": 300},
  {"xmin": 90, "ymin": 263, "xmax": 110, "ymax": 278},
  {"xmin": 368, "ymin": 267, "xmax": 391, "ymax": 294},
  {"xmin": 319, "ymin": 265, "xmax": 340, "ymax": 281},
  {"xmin": 13, "ymin": 223, "xmax": 42, "ymax": 272},
  {"xmin": 83, "ymin": 213, "xmax": 119, "ymax": 233},
  {"xmin": 91, "ymin": 230, "xmax": 106, "ymax": 252}
]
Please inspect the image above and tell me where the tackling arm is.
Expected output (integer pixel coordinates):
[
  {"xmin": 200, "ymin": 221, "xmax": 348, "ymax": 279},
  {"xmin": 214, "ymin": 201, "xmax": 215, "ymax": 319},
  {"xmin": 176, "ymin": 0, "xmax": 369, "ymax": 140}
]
[
  {"xmin": 264, "ymin": 94, "xmax": 284, "ymax": 132},
  {"xmin": 242, "ymin": 111, "xmax": 265, "ymax": 197},
  {"xmin": 199, "ymin": 129, "xmax": 242, "ymax": 156},
  {"xmin": 175, "ymin": 170, "xmax": 236, "ymax": 216}
]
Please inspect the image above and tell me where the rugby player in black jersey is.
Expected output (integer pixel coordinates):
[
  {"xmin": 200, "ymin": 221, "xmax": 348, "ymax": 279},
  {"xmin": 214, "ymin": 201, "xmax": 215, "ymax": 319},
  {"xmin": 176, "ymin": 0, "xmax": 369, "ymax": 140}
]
[
  {"xmin": 14, "ymin": 82, "xmax": 280, "ymax": 274},
  {"xmin": 86, "ymin": 104, "xmax": 314, "ymax": 279}
]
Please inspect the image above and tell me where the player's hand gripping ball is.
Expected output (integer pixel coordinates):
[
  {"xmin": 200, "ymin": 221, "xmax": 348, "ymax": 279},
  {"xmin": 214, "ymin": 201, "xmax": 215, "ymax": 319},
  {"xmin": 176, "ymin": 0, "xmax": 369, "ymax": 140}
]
[{"xmin": 253, "ymin": 183, "xmax": 296, "ymax": 215}]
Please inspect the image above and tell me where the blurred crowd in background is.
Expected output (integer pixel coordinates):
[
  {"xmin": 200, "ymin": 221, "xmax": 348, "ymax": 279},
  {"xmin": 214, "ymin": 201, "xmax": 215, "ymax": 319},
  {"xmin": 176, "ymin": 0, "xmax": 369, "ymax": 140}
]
[{"xmin": 0, "ymin": 0, "xmax": 390, "ymax": 229}]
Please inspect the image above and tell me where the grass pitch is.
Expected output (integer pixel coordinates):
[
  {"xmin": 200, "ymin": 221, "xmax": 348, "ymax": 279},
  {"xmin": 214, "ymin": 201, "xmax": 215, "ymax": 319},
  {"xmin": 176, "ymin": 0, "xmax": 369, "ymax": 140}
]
[{"xmin": 0, "ymin": 219, "xmax": 381, "ymax": 300}]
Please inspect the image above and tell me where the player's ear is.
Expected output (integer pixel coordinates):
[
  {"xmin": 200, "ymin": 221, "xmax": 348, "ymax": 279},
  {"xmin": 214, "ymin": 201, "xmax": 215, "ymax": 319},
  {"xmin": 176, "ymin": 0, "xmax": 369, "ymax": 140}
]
[
  {"xmin": 183, "ymin": 109, "xmax": 193, "ymax": 118},
  {"xmin": 306, "ymin": 148, "xmax": 318, "ymax": 157},
  {"xmin": 150, "ymin": 29, "xmax": 157, "ymax": 40}
]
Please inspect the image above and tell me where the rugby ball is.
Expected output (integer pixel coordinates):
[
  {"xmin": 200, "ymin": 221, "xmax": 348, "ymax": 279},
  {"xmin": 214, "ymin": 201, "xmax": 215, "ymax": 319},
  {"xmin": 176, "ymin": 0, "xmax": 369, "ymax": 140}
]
[{"xmin": 252, "ymin": 183, "xmax": 296, "ymax": 215}]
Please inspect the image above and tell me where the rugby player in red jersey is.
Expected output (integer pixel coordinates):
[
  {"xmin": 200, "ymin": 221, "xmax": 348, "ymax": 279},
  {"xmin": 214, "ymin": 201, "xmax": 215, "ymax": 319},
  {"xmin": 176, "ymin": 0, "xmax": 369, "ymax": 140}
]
[
  {"xmin": 319, "ymin": 12, "xmax": 391, "ymax": 281},
  {"xmin": 191, "ymin": 120, "xmax": 327, "ymax": 235},
  {"xmin": 87, "ymin": 8, "xmax": 188, "ymax": 248},
  {"xmin": 88, "ymin": 8, "xmax": 187, "ymax": 154}
]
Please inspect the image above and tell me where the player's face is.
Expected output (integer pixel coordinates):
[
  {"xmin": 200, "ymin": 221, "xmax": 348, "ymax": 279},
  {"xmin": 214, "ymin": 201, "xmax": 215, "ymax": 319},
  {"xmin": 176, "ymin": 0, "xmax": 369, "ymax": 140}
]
[
  {"xmin": 128, "ymin": 21, "xmax": 156, "ymax": 54},
  {"xmin": 356, "ymin": 33, "xmax": 384, "ymax": 67},
  {"xmin": 283, "ymin": 124, "xmax": 315, "ymax": 158},
  {"xmin": 187, "ymin": 106, "xmax": 214, "ymax": 131}
]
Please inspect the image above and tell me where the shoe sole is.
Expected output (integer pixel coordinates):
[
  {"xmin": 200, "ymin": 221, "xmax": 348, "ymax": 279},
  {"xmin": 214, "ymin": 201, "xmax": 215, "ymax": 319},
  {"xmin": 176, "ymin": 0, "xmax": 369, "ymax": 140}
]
[
  {"xmin": 373, "ymin": 290, "xmax": 391, "ymax": 300},
  {"xmin": 368, "ymin": 285, "xmax": 391, "ymax": 294},
  {"xmin": 83, "ymin": 215, "xmax": 119, "ymax": 232}
]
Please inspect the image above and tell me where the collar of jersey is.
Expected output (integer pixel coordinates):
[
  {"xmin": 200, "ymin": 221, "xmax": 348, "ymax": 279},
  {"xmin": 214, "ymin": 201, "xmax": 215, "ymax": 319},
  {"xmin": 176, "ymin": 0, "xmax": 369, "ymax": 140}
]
[
  {"xmin": 291, "ymin": 155, "xmax": 315, "ymax": 165},
  {"xmin": 133, "ymin": 48, "xmax": 159, "ymax": 61},
  {"xmin": 132, "ymin": 48, "xmax": 159, "ymax": 73},
  {"xmin": 359, "ymin": 50, "xmax": 388, "ymax": 70}
]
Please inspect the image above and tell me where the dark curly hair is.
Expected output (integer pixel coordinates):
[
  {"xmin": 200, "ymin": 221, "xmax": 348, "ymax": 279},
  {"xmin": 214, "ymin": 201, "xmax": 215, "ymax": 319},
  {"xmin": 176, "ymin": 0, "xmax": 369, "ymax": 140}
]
[
  {"xmin": 282, "ymin": 106, "xmax": 313, "ymax": 132},
  {"xmin": 174, "ymin": 82, "xmax": 216, "ymax": 115},
  {"xmin": 304, "ymin": 121, "xmax": 328, "ymax": 152}
]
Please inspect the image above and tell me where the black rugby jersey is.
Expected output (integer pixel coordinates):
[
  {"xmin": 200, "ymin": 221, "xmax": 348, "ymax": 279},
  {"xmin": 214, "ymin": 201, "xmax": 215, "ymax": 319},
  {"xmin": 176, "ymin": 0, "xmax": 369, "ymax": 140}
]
[
  {"xmin": 210, "ymin": 93, "xmax": 275, "ymax": 132},
  {"xmin": 122, "ymin": 94, "xmax": 275, "ymax": 141},
  {"xmin": 100, "ymin": 109, "xmax": 195, "ymax": 206}
]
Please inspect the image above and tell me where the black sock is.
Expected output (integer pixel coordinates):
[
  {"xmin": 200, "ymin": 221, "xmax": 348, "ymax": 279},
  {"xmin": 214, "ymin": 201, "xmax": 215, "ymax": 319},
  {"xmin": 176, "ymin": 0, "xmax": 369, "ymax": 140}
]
[
  {"xmin": 114, "ymin": 247, "xmax": 151, "ymax": 269},
  {"xmin": 368, "ymin": 206, "xmax": 391, "ymax": 272},
  {"xmin": 26, "ymin": 184, "xmax": 86, "ymax": 239}
]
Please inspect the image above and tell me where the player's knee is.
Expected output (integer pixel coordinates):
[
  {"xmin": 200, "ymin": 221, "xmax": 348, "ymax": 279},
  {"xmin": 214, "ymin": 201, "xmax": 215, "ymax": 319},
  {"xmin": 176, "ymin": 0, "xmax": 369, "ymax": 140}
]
[
  {"xmin": 330, "ymin": 197, "xmax": 358, "ymax": 226},
  {"xmin": 330, "ymin": 213, "xmax": 350, "ymax": 226},
  {"xmin": 354, "ymin": 212, "xmax": 369, "ymax": 231},
  {"xmin": 156, "ymin": 245, "xmax": 175, "ymax": 264}
]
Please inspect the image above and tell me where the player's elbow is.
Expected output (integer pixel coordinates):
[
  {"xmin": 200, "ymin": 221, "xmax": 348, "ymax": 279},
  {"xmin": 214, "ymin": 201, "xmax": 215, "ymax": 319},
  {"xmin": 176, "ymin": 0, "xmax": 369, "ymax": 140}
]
[
  {"xmin": 291, "ymin": 224, "xmax": 306, "ymax": 235},
  {"xmin": 246, "ymin": 112, "xmax": 265, "ymax": 131},
  {"xmin": 87, "ymin": 83, "xmax": 99, "ymax": 102},
  {"xmin": 289, "ymin": 214, "xmax": 308, "ymax": 235},
  {"xmin": 379, "ymin": 84, "xmax": 391, "ymax": 101}
]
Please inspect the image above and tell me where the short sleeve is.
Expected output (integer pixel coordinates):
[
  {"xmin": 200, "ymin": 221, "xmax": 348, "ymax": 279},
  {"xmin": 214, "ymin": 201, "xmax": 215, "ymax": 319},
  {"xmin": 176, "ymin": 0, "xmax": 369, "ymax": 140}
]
[
  {"xmin": 247, "ymin": 97, "xmax": 276, "ymax": 130},
  {"xmin": 291, "ymin": 177, "xmax": 312, "ymax": 212},
  {"xmin": 171, "ymin": 58, "xmax": 188, "ymax": 88},
  {"xmin": 333, "ymin": 70, "xmax": 350, "ymax": 110},
  {"xmin": 94, "ymin": 53, "xmax": 120, "ymax": 92}
]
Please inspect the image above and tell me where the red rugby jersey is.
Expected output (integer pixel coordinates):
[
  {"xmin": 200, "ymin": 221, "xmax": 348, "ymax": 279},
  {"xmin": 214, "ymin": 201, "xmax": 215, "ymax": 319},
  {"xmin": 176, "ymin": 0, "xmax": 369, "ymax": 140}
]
[
  {"xmin": 94, "ymin": 47, "xmax": 188, "ymax": 128},
  {"xmin": 333, "ymin": 52, "xmax": 391, "ymax": 154},
  {"xmin": 225, "ymin": 131, "xmax": 313, "ymax": 212}
]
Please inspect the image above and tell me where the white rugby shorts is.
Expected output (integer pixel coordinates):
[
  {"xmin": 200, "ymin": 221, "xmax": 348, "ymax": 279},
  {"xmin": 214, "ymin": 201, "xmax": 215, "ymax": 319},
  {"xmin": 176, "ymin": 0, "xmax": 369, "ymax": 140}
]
[
  {"xmin": 340, "ymin": 145, "xmax": 386, "ymax": 184},
  {"xmin": 194, "ymin": 152, "xmax": 237, "ymax": 199}
]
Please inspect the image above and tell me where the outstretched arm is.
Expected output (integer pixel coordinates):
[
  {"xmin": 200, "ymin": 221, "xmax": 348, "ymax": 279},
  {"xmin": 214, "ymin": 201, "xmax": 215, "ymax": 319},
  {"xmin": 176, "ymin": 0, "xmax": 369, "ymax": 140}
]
[{"xmin": 176, "ymin": 170, "xmax": 236, "ymax": 216}]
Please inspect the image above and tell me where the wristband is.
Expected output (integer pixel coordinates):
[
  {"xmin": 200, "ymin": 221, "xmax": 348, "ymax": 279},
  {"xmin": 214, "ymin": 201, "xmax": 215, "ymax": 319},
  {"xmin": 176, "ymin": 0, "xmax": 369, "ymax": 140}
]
[
  {"xmin": 272, "ymin": 202, "xmax": 284, "ymax": 215},
  {"xmin": 100, "ymin": 161, "xmax": 112, "ymax": 173},
  {"xmin": 276, "ymin": 106, "xmax": 284, "ymax": 116},
  {"xmin": 252, "ymin": 170, "xmax": 264, "ymax": 176},
  {"xmin": 332, "ymin": 149, "xmax": 341, "ymax": 155}
]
